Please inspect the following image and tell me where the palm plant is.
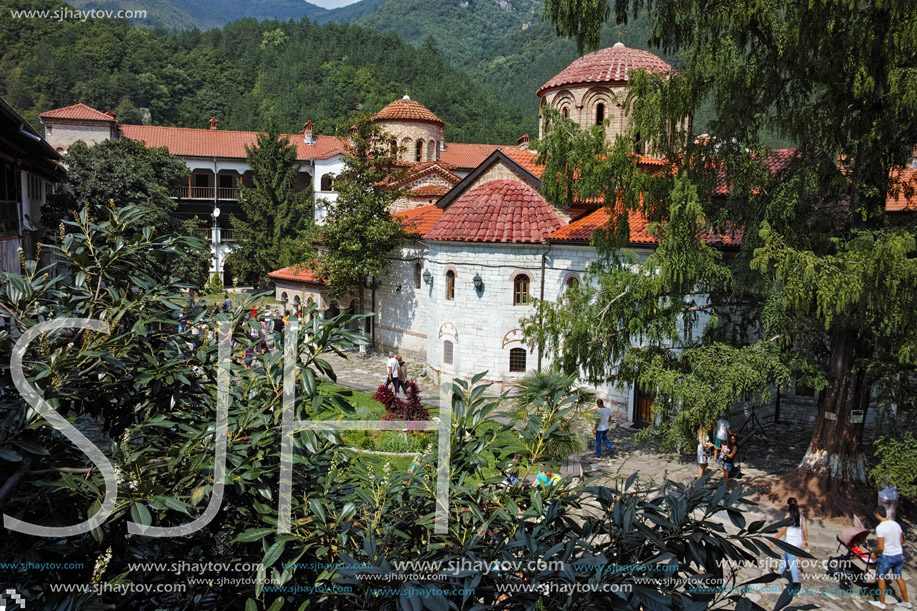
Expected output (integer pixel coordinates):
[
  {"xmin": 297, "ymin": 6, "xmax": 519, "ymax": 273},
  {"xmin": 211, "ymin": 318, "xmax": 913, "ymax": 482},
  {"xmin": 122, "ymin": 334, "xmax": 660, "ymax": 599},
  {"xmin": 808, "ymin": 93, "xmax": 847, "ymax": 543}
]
[{"xmin": 511, "ymin": 367, "xmax": 594, "ymax": 462}]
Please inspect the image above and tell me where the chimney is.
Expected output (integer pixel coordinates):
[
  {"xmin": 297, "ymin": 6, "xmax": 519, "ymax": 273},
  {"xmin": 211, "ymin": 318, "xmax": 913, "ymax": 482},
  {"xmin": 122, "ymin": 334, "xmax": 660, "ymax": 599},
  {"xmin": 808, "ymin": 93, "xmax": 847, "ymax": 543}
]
[
  {"xmin": 209, "ymin": 117, "xmax": 219, "ymax": 130},
  {"xmin": 105, "ymin": 110, "xmax": 117, "ymax": 119},
  {"xmin": 348, "ymin": 124, "xmax": 358, "ymax": 146},
  {"xmin": 302, "ymin": 120, "xmax": 314, "ymax": 145},
  {"xmin": 517, "ymin": 133, "xmax": 530, "ymax": 149}
]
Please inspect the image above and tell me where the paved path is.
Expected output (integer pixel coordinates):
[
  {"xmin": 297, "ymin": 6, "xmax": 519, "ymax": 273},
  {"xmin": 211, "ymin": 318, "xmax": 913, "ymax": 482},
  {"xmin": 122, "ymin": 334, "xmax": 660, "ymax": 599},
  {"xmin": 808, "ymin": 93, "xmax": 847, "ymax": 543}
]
[{"xmin": 321, "ymin": 350, "xmax": 913, "ymax": 611}]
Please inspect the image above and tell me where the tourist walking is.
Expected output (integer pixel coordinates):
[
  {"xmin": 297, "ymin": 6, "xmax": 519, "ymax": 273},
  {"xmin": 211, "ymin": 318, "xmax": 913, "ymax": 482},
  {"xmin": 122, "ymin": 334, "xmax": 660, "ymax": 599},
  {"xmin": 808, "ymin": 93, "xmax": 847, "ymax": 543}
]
[
  {"xmin": 722, "ymin": 432, "xmax": 739, "ymax": 490},
  {"xmin": 697, "ymin": 422, "xmax": 715, "ymax": 478},
  {"xmin": 397, "ymin": 355, "xmax": 408, "ymax": 391},
  {"xmin": 385, "ymin": 351, "xmax": 401, "ymax": 394},
  {"xmin": 771, "ymin": 497, "xmax": 809, "ymax": 584},
  {"xmin": 869, "ymin": 506, "xmax": 911, "ymax": 609},
  {"xmin": 592, "ymin": 398, "xmax": 615, "ymax": 460}
]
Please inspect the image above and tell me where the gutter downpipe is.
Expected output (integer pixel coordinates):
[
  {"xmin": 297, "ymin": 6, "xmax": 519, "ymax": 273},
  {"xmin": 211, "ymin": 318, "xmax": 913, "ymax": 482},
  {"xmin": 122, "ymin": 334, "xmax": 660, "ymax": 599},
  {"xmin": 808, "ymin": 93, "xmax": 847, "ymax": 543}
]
[{"xmin": 538, "ymin": 243, "xmax": 551, "ymax": 371}]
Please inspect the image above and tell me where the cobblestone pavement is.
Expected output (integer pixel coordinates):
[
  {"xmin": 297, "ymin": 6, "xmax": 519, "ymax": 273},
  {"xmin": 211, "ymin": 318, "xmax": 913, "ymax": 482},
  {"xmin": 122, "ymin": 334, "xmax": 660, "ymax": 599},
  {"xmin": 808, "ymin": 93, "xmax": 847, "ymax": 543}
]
[{"xmin": 320, "ymin": 350, "xmax": 913, "ymax": 611}]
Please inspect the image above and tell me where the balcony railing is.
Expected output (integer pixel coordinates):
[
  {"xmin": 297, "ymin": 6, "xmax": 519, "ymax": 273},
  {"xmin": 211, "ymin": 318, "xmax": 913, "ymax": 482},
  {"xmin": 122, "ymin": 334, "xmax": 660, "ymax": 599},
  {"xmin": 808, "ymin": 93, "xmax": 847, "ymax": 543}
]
[
  {"xmin": 173, "ymin": 186, "xmax": 239, "ymax": 201},
  {"xmin": 189, "ymin": 227, "xmax": 236, "ymax": 243}
]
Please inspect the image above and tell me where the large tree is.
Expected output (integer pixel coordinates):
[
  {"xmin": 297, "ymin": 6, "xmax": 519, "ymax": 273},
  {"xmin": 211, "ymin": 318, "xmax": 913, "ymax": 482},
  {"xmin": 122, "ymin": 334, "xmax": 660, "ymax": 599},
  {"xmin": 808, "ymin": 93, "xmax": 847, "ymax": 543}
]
[
  {"xmin": 48, "ymin": 137, "xmax": 210, "ymax": 287},
  {"xmin": 530, "ymin": 0, "xmax": 917, "ymax": 511},
  {"xmin": 224, "ymin": 129, "xmax": 313, "ymax": 289},
  {"xmin": 314, "ymin": 114, "xmax": 406, "ymax": 329}
]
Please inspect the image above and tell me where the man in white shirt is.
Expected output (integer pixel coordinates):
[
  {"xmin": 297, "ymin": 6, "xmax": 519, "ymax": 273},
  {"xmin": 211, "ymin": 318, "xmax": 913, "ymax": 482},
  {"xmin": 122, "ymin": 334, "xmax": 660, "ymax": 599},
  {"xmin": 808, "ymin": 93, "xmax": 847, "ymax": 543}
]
[
  {"xmin": 591, "ymin": 399, "xmax": 615, "ymax": 460},
  {"xmin": 869, "ymin": 505, "xmax": 911, "ymax": 609},
  {"xmin": 385, "ymin": 352, "xmax": 401, "ymax": 394}
]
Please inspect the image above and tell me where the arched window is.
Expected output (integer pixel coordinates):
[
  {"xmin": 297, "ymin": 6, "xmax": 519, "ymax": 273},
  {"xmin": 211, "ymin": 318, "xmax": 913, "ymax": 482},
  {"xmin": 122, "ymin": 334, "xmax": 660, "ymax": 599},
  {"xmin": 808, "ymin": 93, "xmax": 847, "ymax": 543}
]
[
  {"xmin": 509, "ymin": 348, "xmax": 526, "ymax": 372},
  {"xmin": 513, "ymin": 274, "xmax": 530, "ymax": 305},
  {"xmin": 565, "ymin": 275, "xmax": 579, "ymax": 290},
  {"xmin": 415, "ymin": 140, "xmax": 424, "ymax": 162},
  {"xmin": 596, "ymin": 103, "xmax": 605, "ymax": 125},
  {"xmin": 320, "ymin": 174, "xmax": 334, "ymax": 191},
  {"xmin": 413, "ymin": 262, "xmax": 422, "ymax": 289},
  {"xmin": 443, "ymin": 340, "xmax": 454, "ymax": 365},
  {"xmin": 435, "ymin": 141, "xmax": 441, "ymax": 161},
  {"xmin": 445, "ymin": 270, "xmax": 455, "ymax": 300},
  {"xmin": 562, "ymin": 107, "xmax": 569, "ymax": 119},
  {"xmin": 390, "ymin": 140, "xmax": 397, "ymax": 157},
  {"xmin": 427, "ymin": 139, "xmax": 435, "ymax": 161}
]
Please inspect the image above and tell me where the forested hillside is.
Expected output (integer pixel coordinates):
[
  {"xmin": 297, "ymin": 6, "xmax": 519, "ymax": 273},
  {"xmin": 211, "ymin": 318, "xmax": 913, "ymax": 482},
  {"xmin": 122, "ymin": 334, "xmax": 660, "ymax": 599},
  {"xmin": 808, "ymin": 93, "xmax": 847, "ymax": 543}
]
[
  {"xmin": 0, "ymin": 0, "xmax": 534, "ymax": 142},
  {"xmin": 67, "ymin": 0, "xmax": 330, "ymax": 31}
]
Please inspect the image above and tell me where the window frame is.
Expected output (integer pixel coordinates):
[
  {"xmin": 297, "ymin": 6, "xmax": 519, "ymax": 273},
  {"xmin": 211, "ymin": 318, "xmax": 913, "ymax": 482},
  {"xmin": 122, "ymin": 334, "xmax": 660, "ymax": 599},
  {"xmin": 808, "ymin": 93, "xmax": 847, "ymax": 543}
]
[
  {"xmin": 413, "ymin": 262, "xmax": 422, "ymax": 289},
  {"xmin": 445, "ymin": 270, "xmax": 455, "ymax": 300},
  {"xmin": 443, "ymin": 340, "xmax": 454, "ymax": 365},
  {"xmin": 509, "ymin": 347, "xmax": 526, "ymax": 373},
  {"xmin": 513, "ymin": 274, "xmax": 530, "ymax": 305}
]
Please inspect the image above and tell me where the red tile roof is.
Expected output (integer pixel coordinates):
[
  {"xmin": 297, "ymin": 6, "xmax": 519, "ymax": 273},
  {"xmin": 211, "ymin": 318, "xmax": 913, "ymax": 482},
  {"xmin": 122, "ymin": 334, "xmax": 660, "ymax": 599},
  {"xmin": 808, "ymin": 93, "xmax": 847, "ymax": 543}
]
[
  {"xmin": 426, "ymin": 179, "xmax": 563, "ymax": 243},
  {"xmin": 887, "ymin": 167, "xmax": 917, "ymax": 211},
  {"xmin": 548, "ymin": 206, "xmax": 743, "ymax": 246},
  {"xmin": 439, "ymin": 143, "xmax": 507, "ymax": 169},
  {"xmin": 396, "ymin": 205, "xmax": 444, "ymax": 234},
  {"xmin": 268, "ymin": 265, "xmax": 324, "ymax": 285},
  {"xmin": 714, "ymin": 148, "xmax": 799, "ymax": 195},
  {"xmin": 500, "ymin": 148, "xmax": 544, "ymax": 178},
  {"xmin": 120, "ymin": 125, "xmax": 344, "ymax": 160},
  {"xmin": 538, "ymin": 43, "xmax": 673, "ymax": 95},
  {"xmin": 374, "ymin": 96, "xmax": 444, "ymax": 126},
  {"xmin": 410, "ymin": 185, "xmax": 450, "ymax": 197},
  {"xmin": 39, "ymin": 103, "xmax": 116, "ymax": 122}
]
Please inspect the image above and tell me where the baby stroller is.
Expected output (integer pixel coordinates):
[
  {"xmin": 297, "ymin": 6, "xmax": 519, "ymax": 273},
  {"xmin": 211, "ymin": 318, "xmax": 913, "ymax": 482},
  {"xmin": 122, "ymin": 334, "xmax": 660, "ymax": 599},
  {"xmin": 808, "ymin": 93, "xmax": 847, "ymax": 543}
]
[{"xmin": 827, "ymin": 516, "xmax": 879, "ymax": 590}]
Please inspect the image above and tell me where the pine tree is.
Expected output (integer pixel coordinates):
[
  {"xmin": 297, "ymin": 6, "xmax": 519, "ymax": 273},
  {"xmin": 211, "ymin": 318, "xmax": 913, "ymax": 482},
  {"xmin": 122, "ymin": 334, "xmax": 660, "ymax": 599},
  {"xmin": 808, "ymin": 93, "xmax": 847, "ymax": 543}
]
[{"xmin": 225, "ymin": 130, "xmax": 312, "ymax": 289}]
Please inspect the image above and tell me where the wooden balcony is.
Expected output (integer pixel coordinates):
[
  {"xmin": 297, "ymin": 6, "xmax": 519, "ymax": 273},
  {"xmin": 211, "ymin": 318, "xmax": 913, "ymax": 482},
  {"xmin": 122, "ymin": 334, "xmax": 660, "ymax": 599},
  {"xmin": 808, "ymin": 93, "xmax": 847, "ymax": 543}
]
[
  {"xmin": 189, "ymin": 227, "xmax": 236, "ymax": 243},
  {"xmin": 173, "ymin": 186, "xmax": 239, "ymax": 201}
]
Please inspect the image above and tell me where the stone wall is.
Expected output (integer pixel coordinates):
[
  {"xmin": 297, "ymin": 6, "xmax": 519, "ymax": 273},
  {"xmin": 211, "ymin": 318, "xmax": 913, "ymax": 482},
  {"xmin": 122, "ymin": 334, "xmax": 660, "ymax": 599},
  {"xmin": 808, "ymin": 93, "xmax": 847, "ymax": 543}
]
[
  {"xmin": 43, "ymin": 120, "xmax": 115, "ymax": 152},
  {"xmin": 377, "ymin": 121, "xmax": 444, "ymax": 163},
  {"xmin": 539, "ymin": 85, "xmax": 629, "ymax": 144}
]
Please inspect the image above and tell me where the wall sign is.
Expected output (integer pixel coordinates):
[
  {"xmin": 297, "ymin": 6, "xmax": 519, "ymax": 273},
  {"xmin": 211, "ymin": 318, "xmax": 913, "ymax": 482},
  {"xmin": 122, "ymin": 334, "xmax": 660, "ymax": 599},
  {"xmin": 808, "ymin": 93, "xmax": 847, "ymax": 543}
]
[
  {"xmin": 824, "ymin": 412, "xmax": 837, "ymax": 421},
  {"xmin": 850, "ymin": 410, "xmax": 864, "ymax": 424}
]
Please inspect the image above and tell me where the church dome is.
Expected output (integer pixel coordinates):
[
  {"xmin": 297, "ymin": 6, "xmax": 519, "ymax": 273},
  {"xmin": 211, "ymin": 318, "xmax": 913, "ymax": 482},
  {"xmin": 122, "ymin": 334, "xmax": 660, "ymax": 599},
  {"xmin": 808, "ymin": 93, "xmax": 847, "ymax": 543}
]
[
  {"xmin": 374, "ymin": 95, "xmax": 445, "ymax": 126},
  {"xmin": 537, "ymin": 43, "xmax": 672, "ymax": 95}
]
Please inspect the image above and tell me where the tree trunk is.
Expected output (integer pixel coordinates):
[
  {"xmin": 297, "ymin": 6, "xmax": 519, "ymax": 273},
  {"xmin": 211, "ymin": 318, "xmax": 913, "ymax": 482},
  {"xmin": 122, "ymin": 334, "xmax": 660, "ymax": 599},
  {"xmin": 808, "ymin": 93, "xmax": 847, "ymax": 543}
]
[{"xmin": 785, "ymin": 328, "xmax": 870, "ymax": 515}]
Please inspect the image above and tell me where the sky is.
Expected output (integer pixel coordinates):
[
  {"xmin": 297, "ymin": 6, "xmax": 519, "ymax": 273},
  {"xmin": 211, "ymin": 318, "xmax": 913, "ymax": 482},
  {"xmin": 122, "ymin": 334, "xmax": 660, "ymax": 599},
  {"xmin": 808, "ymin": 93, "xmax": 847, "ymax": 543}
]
[{"xmin": 309, "ymin": 0, "xmax": 361, "ymax": 7}]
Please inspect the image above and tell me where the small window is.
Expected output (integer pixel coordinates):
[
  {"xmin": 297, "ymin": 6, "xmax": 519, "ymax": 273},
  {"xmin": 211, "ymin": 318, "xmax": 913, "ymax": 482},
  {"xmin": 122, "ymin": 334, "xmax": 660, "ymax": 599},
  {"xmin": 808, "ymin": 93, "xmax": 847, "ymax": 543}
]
[
  {"xmin": 413, "ymin": 262, "xmax": 422, "ymax": 289},
  {"xmin": 596, "ymin": 103, "xmax": 605, "ymax": 125},
  {"xmin": 415, "ymin": 140, "xmax": 423, "ymax": 162},
  {"xmin": 513, "ymin": 274, "xmax": 530, "ymax": 305},
  {"xmin": 565, "ymin": 276, "xmax": 579, "ymax": 290},
  {"xmin": 634, "ymin": 133, "xmax": 643, "ymax": 155},
  {"xmin": 445, "ymin": 270, "xmax": 455, "ymax": 300},
  {"xmin": 443, "ymin": 340, "xmax": 454, "ymax": 365},
  {"xmin": 390, "ymin": 140, "xmax": 397, "ymax": 157},
  {"xmin": 320, "ymin": 174, "xmax": 334, "ymax": 191},
  {"xmin": 562, "ymin": 107, "xmax": 569, "ymax": 119},
  {"xmin": 509, "ymin": 348, "xmax": 526, "ymax": 372}
]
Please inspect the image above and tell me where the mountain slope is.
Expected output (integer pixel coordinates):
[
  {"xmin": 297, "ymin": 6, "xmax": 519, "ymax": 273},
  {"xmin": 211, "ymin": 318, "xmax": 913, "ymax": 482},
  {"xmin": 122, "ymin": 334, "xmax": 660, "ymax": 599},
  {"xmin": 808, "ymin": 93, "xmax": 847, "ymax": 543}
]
[
  {"xmin": 1, "ymin": 5, "xmax": 534, "ymax": 142},
  {"xmin": 68, "ymin": 0, "xmax": 330, "ymax": 30}
]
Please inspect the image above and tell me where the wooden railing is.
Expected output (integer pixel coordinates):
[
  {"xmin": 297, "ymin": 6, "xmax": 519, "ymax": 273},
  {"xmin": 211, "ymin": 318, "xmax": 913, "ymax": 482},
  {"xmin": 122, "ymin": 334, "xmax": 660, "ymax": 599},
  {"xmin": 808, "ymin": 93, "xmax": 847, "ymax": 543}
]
[
  {"xmin": 173, "ymin": 186, "xmax": 239, "ymax": 200},
  {"xmin": 189, "ymin": 227, "xmax": 236, "ymax": 243}
]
